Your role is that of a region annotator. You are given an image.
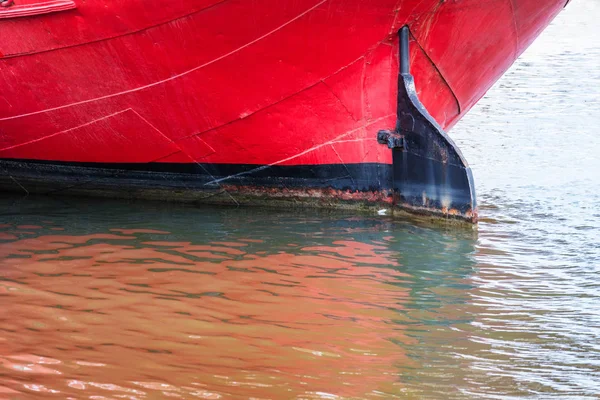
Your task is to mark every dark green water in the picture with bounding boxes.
[1,1,599,399]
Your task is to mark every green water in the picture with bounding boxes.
[1,1,599,398]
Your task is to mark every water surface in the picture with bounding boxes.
[1,1,600,398]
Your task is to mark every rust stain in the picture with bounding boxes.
[221,185,394,207]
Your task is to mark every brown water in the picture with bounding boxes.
[1,1,600,399]
[0,203,478,399]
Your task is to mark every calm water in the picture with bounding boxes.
[1,1,600,399]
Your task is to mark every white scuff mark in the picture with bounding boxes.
[7,174,29,196]
[330,143,355,186]
[0,162,30,196]
[0,0,328,122]
[130,109,238,206]
[205,114,393,186]
[0,108,132,153]
[330,138,369,144]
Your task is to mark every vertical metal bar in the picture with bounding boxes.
[399,26,410,75]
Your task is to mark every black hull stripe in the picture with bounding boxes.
[0,159,393,192]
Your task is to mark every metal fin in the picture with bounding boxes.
[378,26,477,222]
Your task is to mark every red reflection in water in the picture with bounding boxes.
[0,225,410,399]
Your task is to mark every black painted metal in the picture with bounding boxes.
[378,26,477,221]
[399,27,410,75]
[0,158,393,193]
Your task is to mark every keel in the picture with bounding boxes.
[378,27,477,222]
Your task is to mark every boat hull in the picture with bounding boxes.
[0,0,567,220]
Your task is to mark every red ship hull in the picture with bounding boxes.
[0,0,567,221]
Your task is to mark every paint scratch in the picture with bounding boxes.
[321,80,358,122]
[0,109,132,153]
[330,143,356,186]
[8,175,29,196]
[205,114,392,186]
[129,110,239,206]
[0,0,328,122]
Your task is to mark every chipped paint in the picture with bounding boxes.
[0,0,567,225]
